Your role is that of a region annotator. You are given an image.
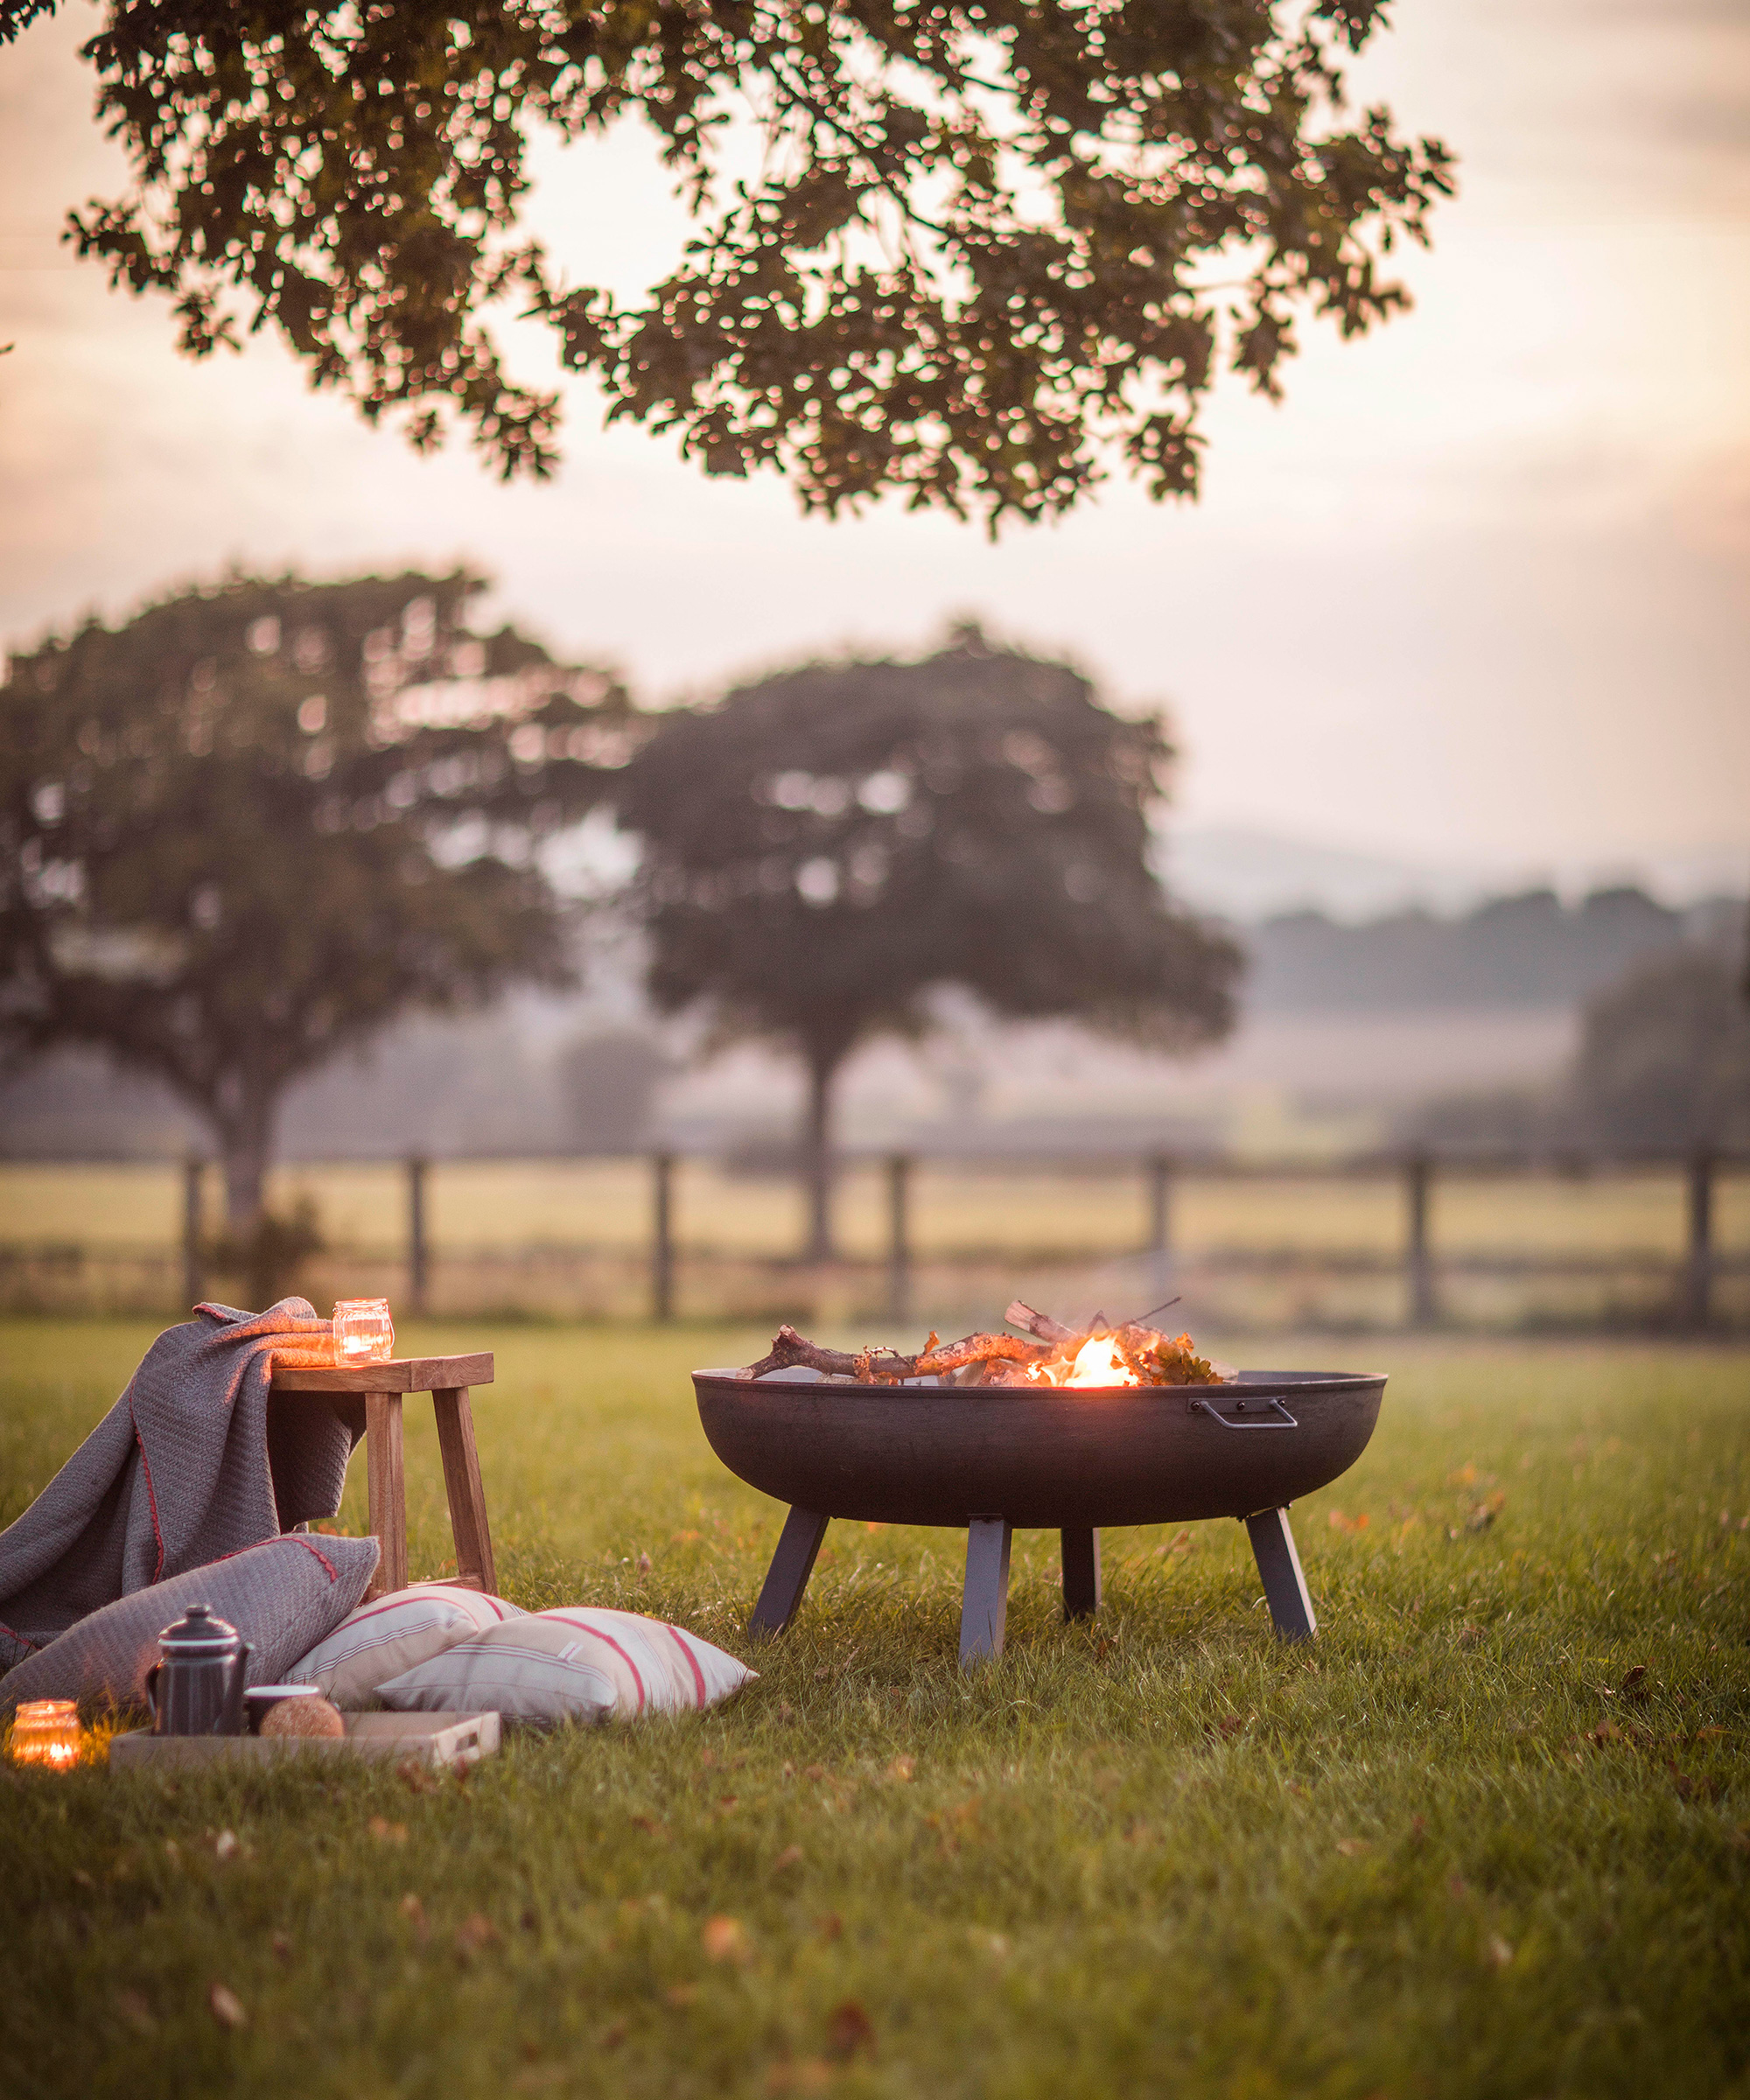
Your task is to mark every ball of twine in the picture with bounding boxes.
[261,1695,346,1740]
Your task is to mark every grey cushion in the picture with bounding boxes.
[0,1534,379,1715]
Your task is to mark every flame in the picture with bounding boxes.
[1058,1334,1139,1389]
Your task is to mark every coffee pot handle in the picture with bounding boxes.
[221,1644,252,1736]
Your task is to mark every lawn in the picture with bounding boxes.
[3,1319,1748,2100]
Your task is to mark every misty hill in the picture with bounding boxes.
[1244,886,1741,1012]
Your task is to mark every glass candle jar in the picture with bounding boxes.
[8,1698,81,1769]
[332,1298,395,1364]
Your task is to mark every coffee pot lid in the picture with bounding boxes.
[157,1601,242,1656]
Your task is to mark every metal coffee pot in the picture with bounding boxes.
[145,1602,251,1737]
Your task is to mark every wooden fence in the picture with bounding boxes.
[4,1144,1734,1331]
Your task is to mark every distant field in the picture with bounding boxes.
[3,1158,1745,1263]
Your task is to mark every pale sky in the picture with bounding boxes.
[2,0,1746,893]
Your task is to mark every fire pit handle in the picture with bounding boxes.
[1187,1396,1299,1431]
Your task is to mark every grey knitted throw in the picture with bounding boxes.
[0,1298,363,1671]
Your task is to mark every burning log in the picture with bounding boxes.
[739,1306,1230,1388]
[739,1324,1047,1384]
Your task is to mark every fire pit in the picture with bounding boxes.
[692,1365,1387,1665]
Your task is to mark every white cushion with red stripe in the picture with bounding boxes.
[284,1582,526,1708]
[371,1606,754,1725]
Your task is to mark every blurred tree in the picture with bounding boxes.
[613,626,1240,1257]
[1573,950,1750,1152]
[5,0,1449,527]
[0,571,638,1227]
[556,1025,672,1152]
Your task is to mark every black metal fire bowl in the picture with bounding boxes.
[693,1368,1387,1667]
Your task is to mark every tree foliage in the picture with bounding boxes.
[14,0,1451,525]
[1573,949,1750,1152]
[0,570,636,1222]
[614,625,1240,1253]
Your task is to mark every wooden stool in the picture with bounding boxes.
[270,1353,496,1600]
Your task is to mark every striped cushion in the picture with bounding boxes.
[284,1584,525,1708]
[374,1607,755,1726]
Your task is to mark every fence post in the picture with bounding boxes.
[407,1155,429,1315]
[887,1154,912,1325]
[1146,1154,1172,1256]
[652,1152,675,1324]
[1405,1152,1436,1329]
[1685,1148,1715,1329]
[182,1153,204,1310]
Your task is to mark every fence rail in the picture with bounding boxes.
[2,1146,1745,1332]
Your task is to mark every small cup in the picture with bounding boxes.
[245,1685,327,1736]
[332,1298,394,1364]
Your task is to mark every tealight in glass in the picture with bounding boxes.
[332,1298,395,1364]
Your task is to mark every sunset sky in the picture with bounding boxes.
[2,0,1746,903]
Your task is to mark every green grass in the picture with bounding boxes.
[3,1320,1748,2099]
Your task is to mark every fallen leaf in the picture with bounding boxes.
[271,1929,294,1964]
[804,1763,826,1782]
[671,1529,702,1545]
[1618,1663,1649,1702]
[636,1551,653,1574]
[1410,1816,1428,1843]
[368,1816,408,1844]
[1448,1875,1469,1899]
[72,1867,94,1890]
[1457,1621,1484,1647]
[1335,1838,1371,1858]
[454,1913,499,1958]
[718,1795,740,1813]
[702,1914,752,1965]
[1486,1935,1514,1969]
[815,1913,844,1942]
[630,1814,668,1838]
[208,1983,246,2029]
[214,1830,239,1862]
[398,1893,429,1942]
[772,1844,804,1875]
[114,1989,156,2036]
[163,1839,180,1866]
[825,1999,875,2061]
[1217,1713,1246,1740]
[398,1759,441,1794]
[766,2060,834,2096]
[599,2020,627,2049]
[887,1755,916,1782]
[664,1983,699,2008]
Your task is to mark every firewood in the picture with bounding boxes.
[739,1324,1048,1384]
[1004,1300,1076,1345]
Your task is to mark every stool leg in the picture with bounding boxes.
[433,1386,498,1596]
[364,1391,407,1600]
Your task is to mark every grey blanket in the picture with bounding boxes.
[0,1298,363,1671]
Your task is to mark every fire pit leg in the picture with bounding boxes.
[959,1516,1013,1667]
[747,1506,830,1639]
[1060,1527,1102,1620]
[1245,1508,1317,1642]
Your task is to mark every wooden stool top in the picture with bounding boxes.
[271,1353,494,1393]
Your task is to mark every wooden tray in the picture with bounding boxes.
[108,1711,500,1770]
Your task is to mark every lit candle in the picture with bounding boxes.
[332,1298,395,1364]
[8,1698,81,1770]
